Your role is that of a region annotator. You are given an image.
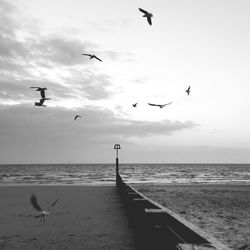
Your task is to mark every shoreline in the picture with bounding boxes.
[0,182,249,186]
[0,183,115,187]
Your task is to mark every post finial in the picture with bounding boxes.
[114,144,121,158]
[114,144,121,150]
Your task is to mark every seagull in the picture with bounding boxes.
[139,8,153,25]
[74,115,81,120]
[132,103,138,107]
[34,98,50,107]
[148,102,173,108]
[30,194,59,223]
[186,86,191,95]
[82,53,102,62]
[30,87,47,99]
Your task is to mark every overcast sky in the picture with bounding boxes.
[0,0,250,164]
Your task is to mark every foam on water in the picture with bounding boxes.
[0,164,249,185]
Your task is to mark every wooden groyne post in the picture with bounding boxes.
[114,144,121,185]
[115,153,231,250]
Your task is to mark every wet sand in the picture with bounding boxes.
[135,184,250,250]
[0,185,136,250]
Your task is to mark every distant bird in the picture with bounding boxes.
[132,103,138,107]
[82,53,102,62]
[139,8,153,25]
[148,102,173,108]
[30,87,47,99]
[74,115,81,120]
[30,194,59,223]
[186,86,191,95]
[34,98,50,107]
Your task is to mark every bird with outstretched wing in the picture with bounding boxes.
[74,115,82,120]
[49,198,59,209]
[30,87,47,99]
[34,98,50,107]
[148,102,173,108]
[30,194,58,223]
[139,8,153,25]
[186,86,191,95]
[30,194,42,212]
[82,53,102,62]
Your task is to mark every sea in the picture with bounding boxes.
[0,164,249,185]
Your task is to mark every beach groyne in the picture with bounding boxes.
[116,168,231,250]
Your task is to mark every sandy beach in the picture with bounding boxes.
[0,185,136,250]
[135,184,250,250]
[0,184,249,250]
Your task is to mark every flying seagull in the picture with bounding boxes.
[30,194,59,223]
[30,87,47,99]
[82,53,102,62]
[186,86,191,95]
[139,8,153,25]
[74,115,82,120]
[132,103,138,107]
[34,98,50,107]
[148,102,173,109]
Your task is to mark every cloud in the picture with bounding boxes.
[3,104,247,164]
[31,37,132,67]
[0,0,18,37]
[0,1,94,67]
[62,68,114,101]
[0,67,115,108]
[0,34,28,58]
[0,76,63,105]
[127,145,250,164]
[53,107,198,139]
[0,105,197,142]
[0,0,117,107]
[101,50,134,62]
[0,105,198,163]
[0,0,133,74]
[0,0,126,68]
[31,36,97,67]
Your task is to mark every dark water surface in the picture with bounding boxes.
[0,164,249,185]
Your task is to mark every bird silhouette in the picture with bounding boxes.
[30,87,47,99]
[34,98,50,107]
[139,8,153,25]
[132,103,138,107]
[186,86,191,95]
[30,194,59,223]
[82,53,102,62]
[148,102,173,108]
[74,115,81,120]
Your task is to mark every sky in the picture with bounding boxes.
[0,0,250,164]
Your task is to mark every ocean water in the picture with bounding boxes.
[0,164,249,185]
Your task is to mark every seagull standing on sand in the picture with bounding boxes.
[139,8,153,25]
[148,102,173,109]
[186,86,191,95]
[132,103,138,107]
[82,53,102,62]
[30,194,59,223]
[74,115,82,120]
[30,87,47,99]
[34,98,50,107]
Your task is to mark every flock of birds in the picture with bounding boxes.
[29,7,191,123]
[132,82,190,109]
[29,8,191,222]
